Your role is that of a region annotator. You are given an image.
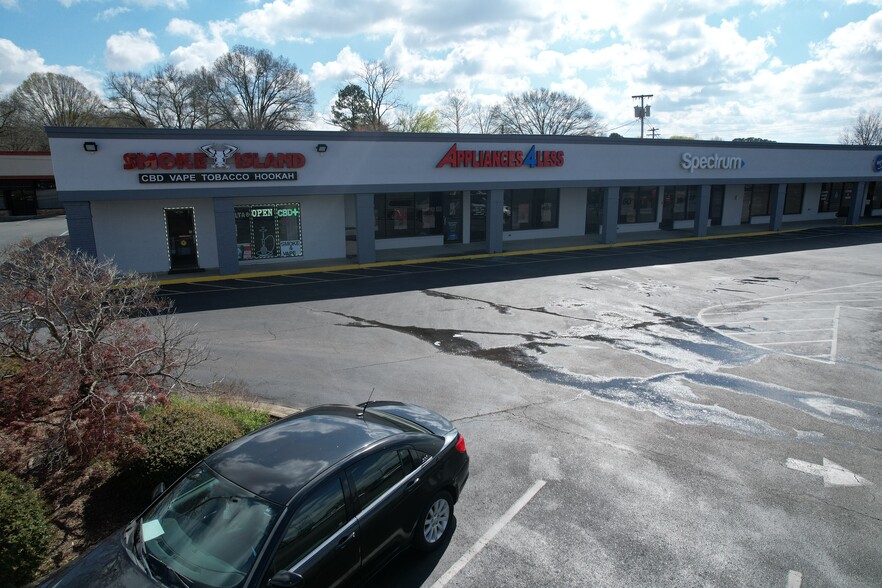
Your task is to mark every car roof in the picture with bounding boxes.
[204,404,421,504]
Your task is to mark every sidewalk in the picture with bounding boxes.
[153,219,882,285]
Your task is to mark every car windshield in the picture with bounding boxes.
[138,464,282,588]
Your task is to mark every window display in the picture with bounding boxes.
[235,203,303,261]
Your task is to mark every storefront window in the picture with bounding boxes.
[503,189,559,231]
[744,184,772,217]
[374,192,448,239]
[818,182,856,213]
[667,186,699,221]
[234,203,303,260]
[784,184,804,215]
[868,183,881,212]
[618,187,658,224]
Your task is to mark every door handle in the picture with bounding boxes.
[338,531,356,549]
[405,477,420,490]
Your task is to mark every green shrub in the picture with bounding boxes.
[171,396,272,435]
[136,402,242,487]
[0,471,52,587]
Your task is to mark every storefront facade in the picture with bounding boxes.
[45,128,882,275]
[0,151,59,217]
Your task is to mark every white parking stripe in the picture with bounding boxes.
[431,480,547,588]
[830,305,840,363]
[787,570,803,587]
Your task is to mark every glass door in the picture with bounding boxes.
[165,208,200,273]
[443,192,462,243]
[585,188,603,234]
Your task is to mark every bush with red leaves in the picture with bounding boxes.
[0,239,209,472]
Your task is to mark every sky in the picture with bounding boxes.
[1,0,881,144]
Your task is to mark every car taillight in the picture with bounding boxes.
[454,434,467,453]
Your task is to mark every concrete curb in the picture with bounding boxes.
[152,222,882,287]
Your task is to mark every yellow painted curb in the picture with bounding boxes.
[153,223,882,287]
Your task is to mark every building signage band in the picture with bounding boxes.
[874,154,882,173]
[436,143,564,169]
[138,171,297,184]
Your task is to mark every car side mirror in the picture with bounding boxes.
[267,570,304,587]
[151,482,166,500]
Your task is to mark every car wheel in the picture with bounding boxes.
[415,491,453,552]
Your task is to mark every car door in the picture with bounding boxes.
[346,447,423,576]
[261,475,360,588]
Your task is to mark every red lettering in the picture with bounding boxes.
[463,150,473,167]
[138,153,158,170]
[123,153,137,170]
[556,151,564,166]
[436,144,458,168]
[157,152,175,169]
[195,152,207,169]
[290,153,306,168]
[512,151,523,167]
[175,153,193,169]
[491,151,501,166]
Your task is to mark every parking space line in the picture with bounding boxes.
[787,570,803,587]
[431,479,547,588]
[830,305,840,363]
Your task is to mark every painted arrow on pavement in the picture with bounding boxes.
[785,458,872,487]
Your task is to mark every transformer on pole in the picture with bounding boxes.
[632,94,653,139]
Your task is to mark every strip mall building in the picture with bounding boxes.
[45,127,882,275]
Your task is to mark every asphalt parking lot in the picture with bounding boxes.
[165,228,882,588]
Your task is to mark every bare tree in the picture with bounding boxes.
[202,45,315,130]
[473,103,499,134]
[840,108,882,145]
[12,72,105,128]
[356,60,401,131]
[393,105,442,133]
[0,239,209,471]
[440,90,473,133]
[492,88,601,136]
[106,64,212,129]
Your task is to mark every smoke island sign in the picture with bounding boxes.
[123,144,305,183]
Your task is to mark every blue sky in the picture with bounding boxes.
[1,0,881,143]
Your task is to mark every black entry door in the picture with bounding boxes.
[165,208,200,273]
[585,189,603,234]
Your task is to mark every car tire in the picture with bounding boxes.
[415,491,453,552]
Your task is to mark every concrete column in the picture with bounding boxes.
[62,201,97,257]
[486,189,504,254]
[694,185,711,237]
[601,187,619,244]
[213,197,239,275]
[847,182,866,225]
[770,184,786,231]
[355,193,376,263]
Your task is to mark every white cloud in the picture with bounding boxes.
[166,20,229,71]
[96,7,131,21]
[0,38,46,93]
[310,46,364,83]
[104,28,163,71]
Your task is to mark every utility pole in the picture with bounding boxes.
[632,94,653,139]
[648,126,660,139]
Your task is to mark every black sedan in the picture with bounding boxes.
[35,401,470,588]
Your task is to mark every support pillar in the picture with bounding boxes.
[213,197,239,275]
[486,189,504,254]
[62,201,97,257]
[770,184,786,231]
[601,187,619,244]
[847,182,866,225]
[694,185,711,237]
